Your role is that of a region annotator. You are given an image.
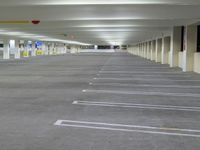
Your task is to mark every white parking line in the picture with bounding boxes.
[82,89,200,97]
[99,71,184,74]
[73,101,200,112]
[93,77,200,82]
[101,66,170,69]
[97,74,191,78]
[88,83,200,89]
[54,120,200,138]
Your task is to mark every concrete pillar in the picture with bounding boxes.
[3,39,10,59]
[139,44,142,56]
[147,41,151,60]
[169,27,182,67]
[44,43,49,55]
[182,24,197,72]
[141,43,143,57]
[161,36,171,64]
[144,42,148,58]
[155,38,162,62]
[63,44,67,54]
[24,41,29,58]
[14,39,20,59]
[94,45,98,50]
[49,43,54,55]
[151,40,156,61]
[31,42,37,56]
[143,43,146,58]
[137,44,140,55]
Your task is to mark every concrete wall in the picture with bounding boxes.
[194,53,200,73]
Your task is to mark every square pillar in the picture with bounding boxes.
[137,44,140,56]
[144,43,146,58]
[169,27,182,67]
[151,40,156,61]
[44,43,49,55]
[14,39,20,59]
[31,42,37,56]
[147,41,151,60]
[3,39,10,59]
[155,38,162,62]
[141,43,144,57]
[161,36,171,64]
[182,24,197,72]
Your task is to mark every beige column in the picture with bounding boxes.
[161,36,171,64]
[151,40,156,61]
[3,39,10,59]
[14,39,20,59]
[137,44,140,56]
[141,43,143,57]
[169,27,182,67]
[141,43,144,57]
[182,24,197,72]
[155,38,162,62]
[147,41,151,60]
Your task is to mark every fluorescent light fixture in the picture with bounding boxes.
[18,0,199,6]
[77,25,139,28]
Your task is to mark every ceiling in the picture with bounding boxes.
[0,0,200,45]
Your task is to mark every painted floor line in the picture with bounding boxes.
[96,74,191,78]
[93,77,200,82]
[89,83,200,89]
[54,120,200,138]
[99,71,184,74]
[82,89,200,97]
[101,68,171,70]
[73,101,200,112]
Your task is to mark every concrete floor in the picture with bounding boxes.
[0,52,200,150]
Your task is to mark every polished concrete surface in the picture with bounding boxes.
[0,52,200,150]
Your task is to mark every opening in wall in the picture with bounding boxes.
[197,25,200,52]
[180,26,185,52]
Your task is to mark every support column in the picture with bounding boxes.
[3,39,10,59]
[155,38,162,62]
[182,24,197,72]
[137,44,139,56]
[31,41,37,56]
[49,43,54,55]
[147,41,151,60]
[144,42,147,58]
[143,43,145,58]
[23,41,29,58]
[141,43,144,57]
[150,40,156,61]
[140,44,143,57]
[169,27,182,67]
[44,42,49,55]
[161,36,171,64]
[14,39,20,59]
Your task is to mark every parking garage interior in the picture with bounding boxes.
[0,1,200,150]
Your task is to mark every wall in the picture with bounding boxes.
[194,53,200,73]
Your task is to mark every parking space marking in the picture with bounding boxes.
[93,77,200,82]
[82,89,200,97]
[99,71,184,74]
[97,74,191,78]
[54,120,200,138]
[73,101,200,112]
[88,83,200,89]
